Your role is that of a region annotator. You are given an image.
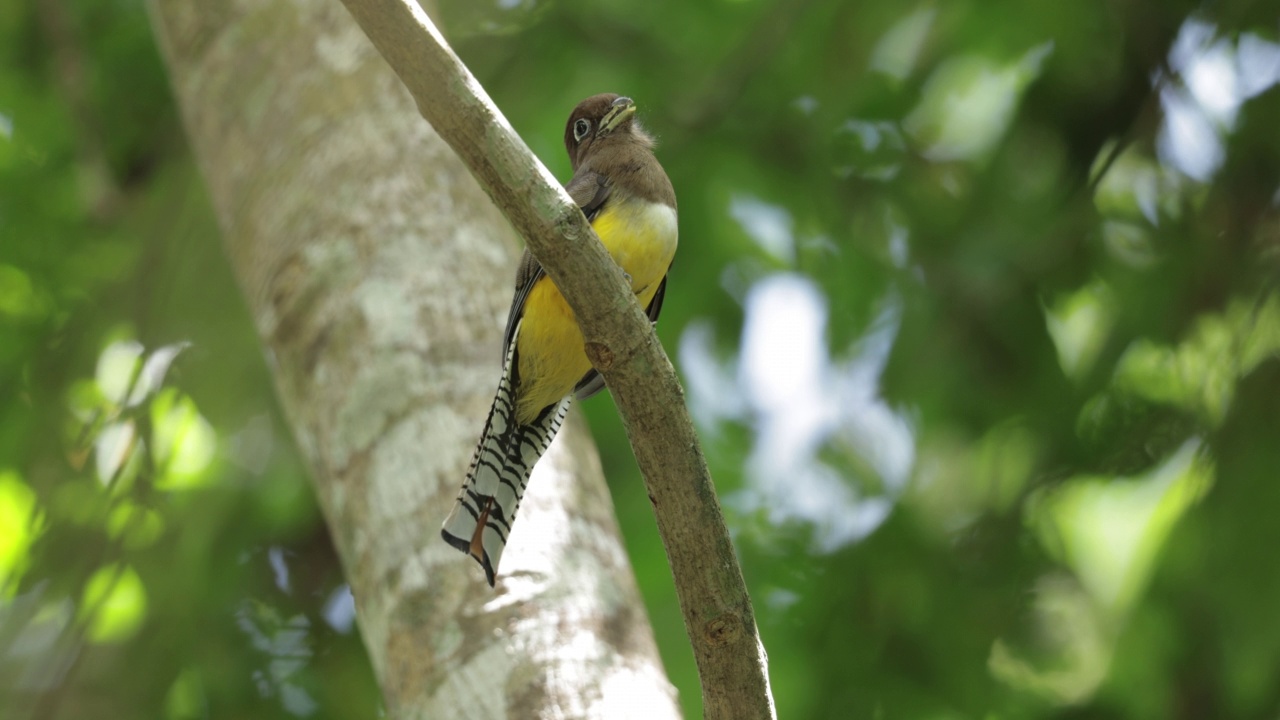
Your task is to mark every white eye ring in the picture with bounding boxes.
[573,118,591,142]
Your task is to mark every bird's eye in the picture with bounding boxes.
[573,118,591,142]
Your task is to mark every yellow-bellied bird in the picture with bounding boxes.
[442,94,678,586]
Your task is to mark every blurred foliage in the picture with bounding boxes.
[3,0,1280,718]
[0,0,377,715]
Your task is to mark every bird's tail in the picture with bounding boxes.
[442,335,571,586]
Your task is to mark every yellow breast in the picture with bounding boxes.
[590,199,679,296]
[514,199,678,424]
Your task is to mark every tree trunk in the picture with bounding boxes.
[146,0,681,717]
[328,4,775,716]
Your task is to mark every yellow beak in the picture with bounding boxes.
[599,97,636,135]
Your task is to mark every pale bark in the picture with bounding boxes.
[333,1,775,718]
[146,0,679,717]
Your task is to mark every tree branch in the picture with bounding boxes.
[335,0,775,716]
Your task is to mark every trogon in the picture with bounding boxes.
[442,94,678,586]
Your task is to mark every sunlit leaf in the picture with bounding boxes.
[870,5,935,82]
[66,378,107,424]
[1115,312,1238,426]
[973,421,1039,513]
[165,667,206,719]
[127,342,191,407]
[106,501,165,549]
[81,564,148,643]
[1100,219,1158,269]
[1045,280,1114,382]
[95,339,144,407]
[94,420,139,487]
[150,389,216,489]
[0,264,46,320]
[0,470,44,594]
[906,43,1053,162]
[989,574,1110,705]
[1237,293,1280,374]
[1092,146,1188,227]
[910,421,1037,528]
[1031,440,1213,618]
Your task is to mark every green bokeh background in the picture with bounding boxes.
[3,0,1280,717]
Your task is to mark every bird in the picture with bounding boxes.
[441,94,678,587]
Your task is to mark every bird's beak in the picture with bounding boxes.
[599,97,636,136]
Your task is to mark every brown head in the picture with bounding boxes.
[563,93,656,172]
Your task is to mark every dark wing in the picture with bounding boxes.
[501,171,613,357]
[565,170,612,223]
[574,271,669,400]
[645,273,669,325]
[501,250,541,357]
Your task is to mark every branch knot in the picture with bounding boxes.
[584,340,615,371]
[704,614,743,648]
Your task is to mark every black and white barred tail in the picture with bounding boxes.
[442,329,571,587]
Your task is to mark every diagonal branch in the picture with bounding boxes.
[335,0,775,717]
